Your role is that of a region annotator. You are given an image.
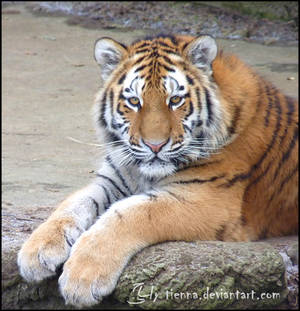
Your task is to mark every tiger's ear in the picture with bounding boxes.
[183,35,217,73]
[94,37,128,80]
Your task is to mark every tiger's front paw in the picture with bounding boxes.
[58,233,123,307]
[18,218,83,283]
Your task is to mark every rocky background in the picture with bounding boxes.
[27,1,298,45]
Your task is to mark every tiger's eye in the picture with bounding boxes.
[129,97,140,106]
[170,95,182,105]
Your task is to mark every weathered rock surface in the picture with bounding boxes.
[2,236,298,310]
[26,1,298,46]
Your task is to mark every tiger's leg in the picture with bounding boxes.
[58,186,248,307]
[17,159,136,283]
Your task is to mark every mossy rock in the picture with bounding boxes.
[114,241,287,309]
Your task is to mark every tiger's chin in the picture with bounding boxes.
[139,160,176,179]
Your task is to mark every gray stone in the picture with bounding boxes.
[287,243,299,266]
[113,241,288,309]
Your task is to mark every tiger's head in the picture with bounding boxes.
[94,35,227,178]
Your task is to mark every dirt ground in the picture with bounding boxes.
[2,4,298,237]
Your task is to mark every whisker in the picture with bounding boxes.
[66,136,128,149]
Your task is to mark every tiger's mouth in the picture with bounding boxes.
[147,155,164,164]
[138,157,177,178]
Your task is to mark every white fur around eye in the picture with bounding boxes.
[164,70,187,94]
[122,68,145,111]
[125,97,141,112]
[163,71,188,110]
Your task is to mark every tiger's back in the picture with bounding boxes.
[210,47,298,239]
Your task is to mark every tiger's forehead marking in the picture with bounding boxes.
[123,64,188,100]
[166,68,189,91]
[123,66,145,94]
[124,46,188,89]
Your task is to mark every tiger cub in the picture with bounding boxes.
[18,34,298,307]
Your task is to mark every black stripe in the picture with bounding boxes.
[228,105,241,135]
[267,164,298,207]
[149,51,159,58]
[182,42,189,50]
[258,228,268,240]
[96,174,127,197]
[277,96,296,147]
[195,87,203,126]
[243,161,272,202]
[164,189,185,202]
[101,185,111,208]
[160,48,179,55]
[183,124,192,133]
[117,102,124,116]
[277,164,298,195]
[136,42,149,49]
[121,126,129,135]
[195,87,201,106]
[115,209,123,219]
[162,64,175,72]
[172,174,225,185]
[111,119,123,130]
[146,192,157,200]
[169,144,183,153]
[272,126,298,182]
[106,156,133,195]
[158,35,177,45]
[279,127,288,146]
[176,160,222,173]
[135,48,149,54]
[109,89,115,129]
[157,40,172,48]
[204,88,213,126]
[133,55,147,65]
[255,79,265,113]
[184,101,194,120]
[90,197,99,216]
[95,183,111,208]
[106,132,121,143]
[64,234,75,247]
[285,96,296,125]
[99,91,108,127]
[162,55,174,65]
[240,213,247,226]
[215,225,226,241]
[134,64,147,72]
[118,73,126,85]
[186,75,194,85]
[264,85,274,127]
[222,94,282,188]
[110,89,114,103]
[119,92,126,100]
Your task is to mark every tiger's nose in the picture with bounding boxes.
[143,139,168,153]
